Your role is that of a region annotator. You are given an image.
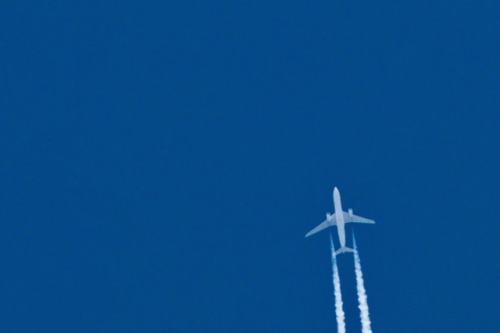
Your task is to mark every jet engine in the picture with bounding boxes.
[348,208,353,217]
[326,212,332,221]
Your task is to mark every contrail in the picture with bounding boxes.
[329,233,346,333]
[353,233,372,333]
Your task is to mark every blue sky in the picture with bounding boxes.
[1,1,498,332]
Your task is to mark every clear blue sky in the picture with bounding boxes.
[1,1,498,332]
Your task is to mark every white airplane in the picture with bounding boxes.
[305,187,375,255]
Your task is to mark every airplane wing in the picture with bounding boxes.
[343,211,375,224]
[305,214,336,237]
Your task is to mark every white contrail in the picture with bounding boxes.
[353,234,372,333]
[329,233,346,333]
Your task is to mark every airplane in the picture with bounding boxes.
[305,187,375,255]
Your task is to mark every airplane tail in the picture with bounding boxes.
[335,247,355,256]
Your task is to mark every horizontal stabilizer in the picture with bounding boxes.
[334,247,355,256]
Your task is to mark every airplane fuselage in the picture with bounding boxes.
[333,187,346,248]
